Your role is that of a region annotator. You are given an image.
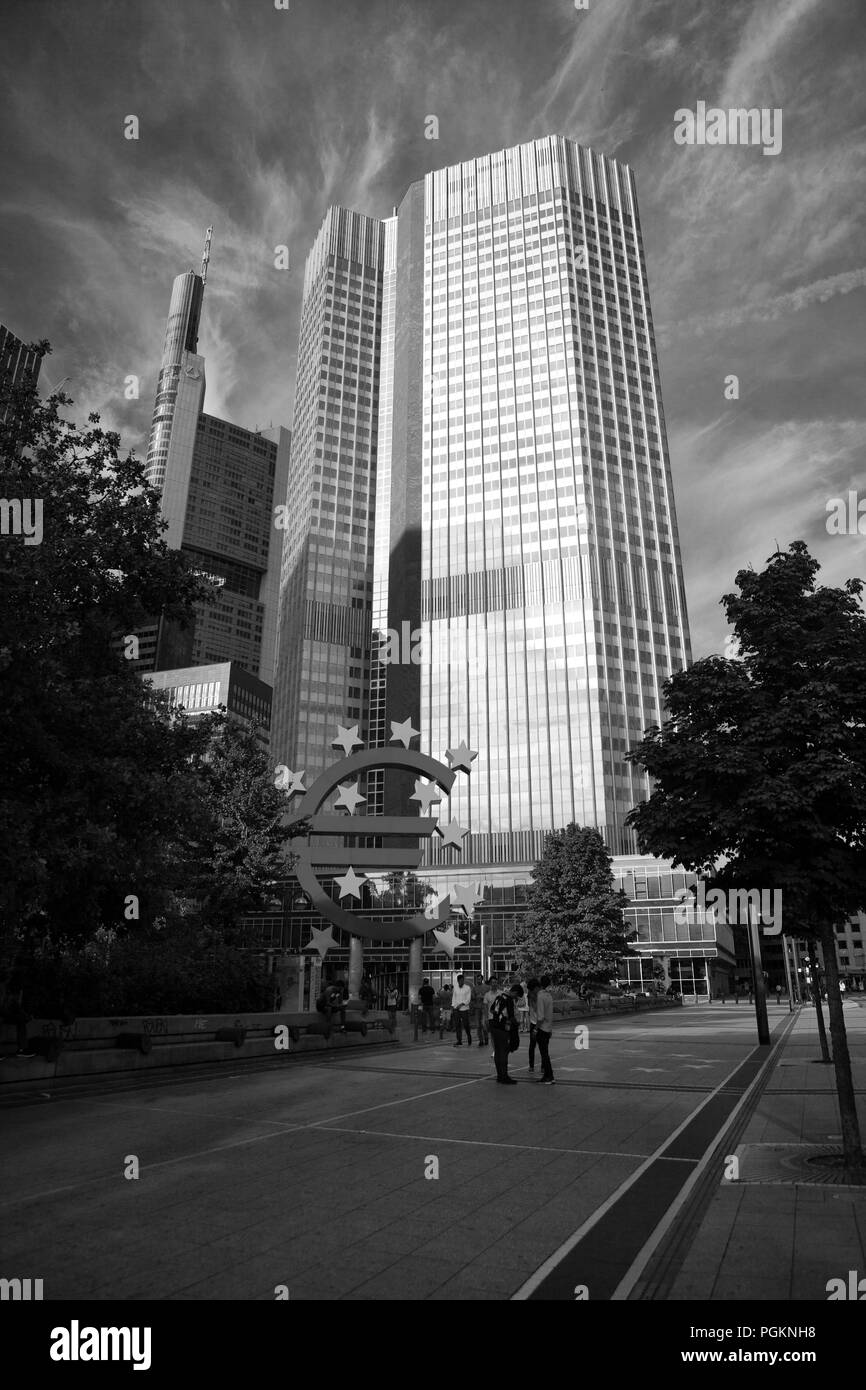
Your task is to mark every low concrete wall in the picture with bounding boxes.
[0,1004,396,1090]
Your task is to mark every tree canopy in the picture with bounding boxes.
[626,541,866,1172]
[512,823,633,988]
[0,363,296,956]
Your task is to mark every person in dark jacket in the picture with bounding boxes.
[418,979,436,1033]
[488,982,523,1084]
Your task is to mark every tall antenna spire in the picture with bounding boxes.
[201,225,213,286]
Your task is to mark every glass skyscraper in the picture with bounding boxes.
[272,207,384,780]
[145,270,207,543]
[271,138,723,997]
[142,255,290,686]
[389,138,691,873]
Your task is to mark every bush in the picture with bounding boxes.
[17,929,271,1017]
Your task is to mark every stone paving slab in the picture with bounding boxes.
[663,1007,866,1302]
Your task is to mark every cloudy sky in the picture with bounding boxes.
[1,0,864,658]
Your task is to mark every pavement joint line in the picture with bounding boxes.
[0,1073,493,1209]
[293,1061,714,1093]
[315,1123,696,1163]
[610,1008,799,1302]
[511,1025,786,1301]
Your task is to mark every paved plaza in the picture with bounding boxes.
[2,1002,865,1301]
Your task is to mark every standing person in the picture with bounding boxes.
[775,983,782,1006]
[526,979,540,1072]
[359,975,374,1013]
[437,983,453,1034]
[451,973,473,1046]
[535,975,555,1084]
[418,978,436,1034]
[386,982,399,1026]
[471,976,488,1047]
[488,982,523,1084]
[516,981,530,1034]
[483,977,499,1057]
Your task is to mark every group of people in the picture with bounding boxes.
[417,973,556,1085]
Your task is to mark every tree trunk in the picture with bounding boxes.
[817,924,865,1175]
[807,939,831,1063]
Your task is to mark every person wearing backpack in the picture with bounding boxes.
[489,982,523,1084]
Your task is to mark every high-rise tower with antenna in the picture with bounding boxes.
[139,230,291,689]
[144,230,212,547]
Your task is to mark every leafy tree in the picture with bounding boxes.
[0,363,211,945]
[179,713,302,934]
[626,542,866,1175]
[0,362,309,1012]
[512,824,633,988]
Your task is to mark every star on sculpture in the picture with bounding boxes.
[389,717,420,749]
[276,767,307,796]
[333,781,366,813]
[409,778,443,814]
[334,866,366,900]
[303,926,337,958]
[436,817,468,850]
[332,724,363,757]
[432,923,466,959]
[450,883,482,916]
[446,740,478,773]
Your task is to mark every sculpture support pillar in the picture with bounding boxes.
[348,936,364,997]
[408,937,423,1009]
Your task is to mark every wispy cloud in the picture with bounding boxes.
[661,267,866,340]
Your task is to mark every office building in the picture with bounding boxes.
[1,323,43,424]
[144,661,271,746]
[271,207,383,778]
[270,137,709,996]
[140,236,290,685]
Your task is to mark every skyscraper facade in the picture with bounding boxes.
[1,324,43,423]
[142,251,290,686]
[271,138,715,996]
[144,661,272,747]
[395,137,691,870]
[145,270,206,542]
[181,415,289,686]
[271,207,385,779]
